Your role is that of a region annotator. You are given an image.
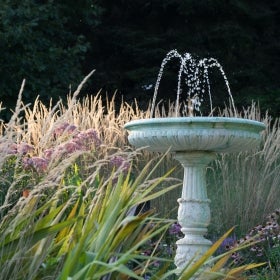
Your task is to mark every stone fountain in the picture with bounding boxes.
[124,50,265,271]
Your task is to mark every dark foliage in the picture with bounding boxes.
[0,0,279,117]
[86,0,280,116]
[0,0,101,118]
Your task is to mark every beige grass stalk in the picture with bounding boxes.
[20,93,140,155]
[208,106,280,235]
[0,80,31,208]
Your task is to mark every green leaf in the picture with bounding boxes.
[0,217,79,259]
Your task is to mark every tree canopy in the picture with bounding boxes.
[0,0,279,117]
[0,0,101,115]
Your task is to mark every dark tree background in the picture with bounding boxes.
[0,0,279,118]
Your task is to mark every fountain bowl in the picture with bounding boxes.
[124,117,265,153]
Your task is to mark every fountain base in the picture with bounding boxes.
[174,151,215,270]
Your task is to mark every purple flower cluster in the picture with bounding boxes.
[169,222,181,235]
[22,157,49,173]
[216,235,237,255]
[141,239,172,270]
[52,123,101,151]
[109,155,130,173]
[0,142,34,155]
[225,208,280,265]
[16,142,34,155]
[73,129,102,149]
[49,128,101,158]
[3,123,102,174]
[53,122,77,138]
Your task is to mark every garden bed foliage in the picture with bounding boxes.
[0,78,279,279]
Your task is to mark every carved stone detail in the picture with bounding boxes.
[174,151,215,271]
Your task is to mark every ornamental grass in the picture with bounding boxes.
[0,74,278,279]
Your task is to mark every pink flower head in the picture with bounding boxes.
[169,222,182,235]
[32,157,49,173]
[73,129,101,150]
[44,148,54,160]
[22,157,34,169]
[53,140,82,158]
[22,157,49,173]
[61,141,81,154]
[3,143,18,155]
[110,155,130,173]
[17,142,34,155]
[53,123,77,137]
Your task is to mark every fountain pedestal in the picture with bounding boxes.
[174,151,215,269]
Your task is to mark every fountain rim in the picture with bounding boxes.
[124,117,266,131]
